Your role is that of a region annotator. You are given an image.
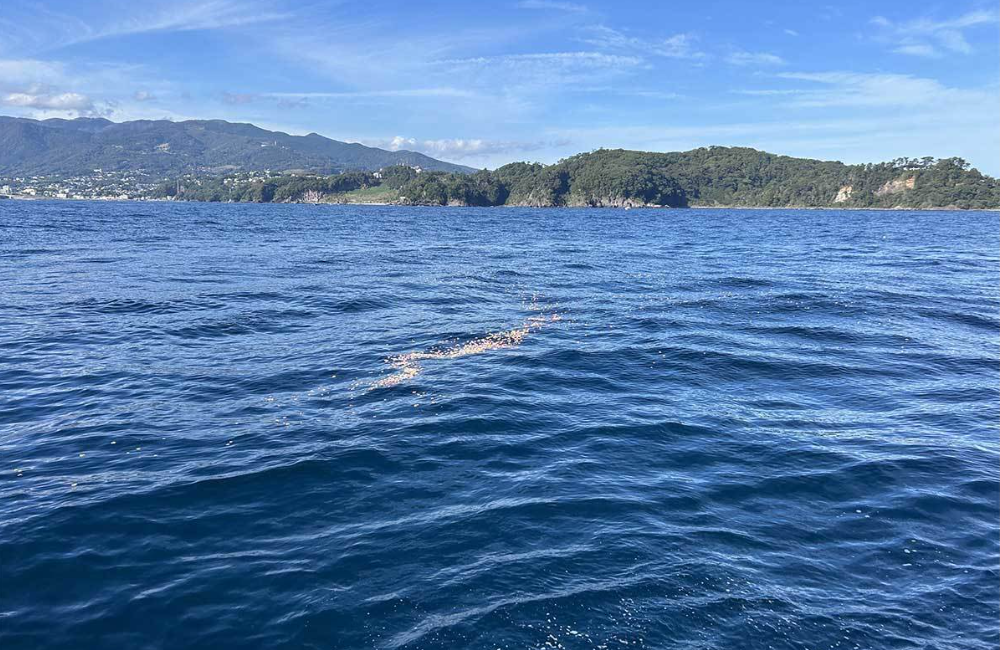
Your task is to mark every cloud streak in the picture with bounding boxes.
[516,0,589,13]
[579,25,705,59]
[0,59,66,86]
[356,135,572,162]
[434,51,647,89]
[726,51,786,66]
[872,9,998,57]
[0,0,290,55]
[773,71,994,109]
[266,88,479,100]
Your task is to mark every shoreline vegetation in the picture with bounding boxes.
[8,195,997,212]
[149,148,999,210]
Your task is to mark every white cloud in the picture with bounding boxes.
[726,51,786,66]
[2,91,94,111]
[872,9,998,56]
[0,56,160,119]
[0,88,113,118]
[579,25,705,59]
[657,33,704,59]
[784,29,799,37]
[361,135,564,160]
[892,44,939,58]
[133,90,156,101]
[0,58,115,117]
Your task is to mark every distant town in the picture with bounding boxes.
[0,169,165,201]
[0,168,426,201]
[0,169,289,201]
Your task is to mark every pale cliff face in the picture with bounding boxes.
[877,176,916,196]
[833,185,853,203]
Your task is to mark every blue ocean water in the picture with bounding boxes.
[0,201,998,649]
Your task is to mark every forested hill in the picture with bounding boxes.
[157,147,1000,210]
[0,116,474,176]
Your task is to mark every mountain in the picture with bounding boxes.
[0,116,475,176]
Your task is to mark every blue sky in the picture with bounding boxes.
[1,0,998,173]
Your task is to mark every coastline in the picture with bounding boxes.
[3,195,996,211]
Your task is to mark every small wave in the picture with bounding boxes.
[917,307,998,332]
[70,297,182,315]
[169,309,315,340]
[315,296,392,313]
[716,275,774,289]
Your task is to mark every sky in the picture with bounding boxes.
[1,0,998,174]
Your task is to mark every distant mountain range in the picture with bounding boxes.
[0,116,475,177]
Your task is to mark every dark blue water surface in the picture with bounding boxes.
[1,201,998,649]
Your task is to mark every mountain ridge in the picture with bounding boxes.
[0,115,475,176]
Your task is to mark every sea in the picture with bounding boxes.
[1,201,998,650]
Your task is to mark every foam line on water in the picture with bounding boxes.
[370,313,562,390]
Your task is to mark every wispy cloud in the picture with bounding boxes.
[221,92,256,105]
[872,9,998,57]
[0,59,66,86]
[363,135,564,160]
[773,71,992,109]
[629,90,685,100]
[435,51,646,89]
[726,51,786,66]
[100,0,289,38]
[579,25,705,59]
[438,51,643,66]
[516,0,589,13]
[733,89,804,97]
[0,1,289,55]
[266,88,478,100]
[892,43,939,58]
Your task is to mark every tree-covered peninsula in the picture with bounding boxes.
[153,147,1000,210]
